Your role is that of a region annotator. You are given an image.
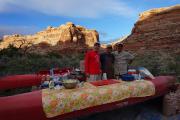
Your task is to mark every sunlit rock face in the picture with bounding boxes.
[122,5,180,54]
[0,22,99,50]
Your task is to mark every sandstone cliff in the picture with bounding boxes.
[101,36,128,48]
[0,22,99,50]
[122,5,180,54]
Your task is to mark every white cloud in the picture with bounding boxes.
[0,0,137,18]
[0,0,11,12]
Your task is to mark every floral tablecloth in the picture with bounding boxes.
[42,80,155,118]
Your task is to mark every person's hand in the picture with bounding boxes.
[128,59,133,64]
[86,73,90,78]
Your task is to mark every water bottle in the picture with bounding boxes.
[102,73,107,80]
[49,80,55,89]
[50,68,54,78]
[138,73,142,80]
[133,74,138,80]
[49,70,55,89]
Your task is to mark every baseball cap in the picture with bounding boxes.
[106,44,112,49]
[115,43,124,47]
[94,42,101,46]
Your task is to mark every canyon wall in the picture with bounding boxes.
[122,5,180,54]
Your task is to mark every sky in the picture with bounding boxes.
[0,0,179,43]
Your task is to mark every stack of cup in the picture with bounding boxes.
[176,85,180,113]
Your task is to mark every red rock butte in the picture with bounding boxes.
[0,22,99,50]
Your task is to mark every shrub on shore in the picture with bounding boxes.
[0,45,179,79]
[0,45,84,76]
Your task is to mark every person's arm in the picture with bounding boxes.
[100,53,104,70]
[112,54,115,64]
[128,59,133,64]
[84,52,90,77]
[127,52,134,64]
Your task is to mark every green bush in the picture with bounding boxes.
[0,44,22,58]
[0,46,84,76]
[0,45,179,78]
[131,51,180,76]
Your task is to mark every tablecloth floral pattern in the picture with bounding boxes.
[42,80,155,118]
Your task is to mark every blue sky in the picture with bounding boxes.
[0,0,179,42]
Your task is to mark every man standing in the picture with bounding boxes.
[100,45,115,79]
[113,43,134,79]
[84,42,101,81]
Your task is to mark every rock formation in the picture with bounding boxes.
[122,5,180,54]
[101,36,128,48]
[0,22,99,50]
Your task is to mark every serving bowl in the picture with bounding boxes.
[62,79,78,89]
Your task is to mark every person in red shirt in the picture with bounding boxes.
[85,42,101,81]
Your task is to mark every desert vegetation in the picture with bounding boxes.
[0,45,179,80]
[0,44,84,76]
[0,44,179,96]
[132,51,180,77]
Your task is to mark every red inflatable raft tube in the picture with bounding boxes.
[0,76,176,120]
[0,74,42,90]
[0,68,72,91]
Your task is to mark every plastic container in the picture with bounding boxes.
[128,69,142,80]
[128,69,137,74]
[137,67,155,79]
[121,74,135,81]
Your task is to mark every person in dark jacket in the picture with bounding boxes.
[100,45,115,79]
